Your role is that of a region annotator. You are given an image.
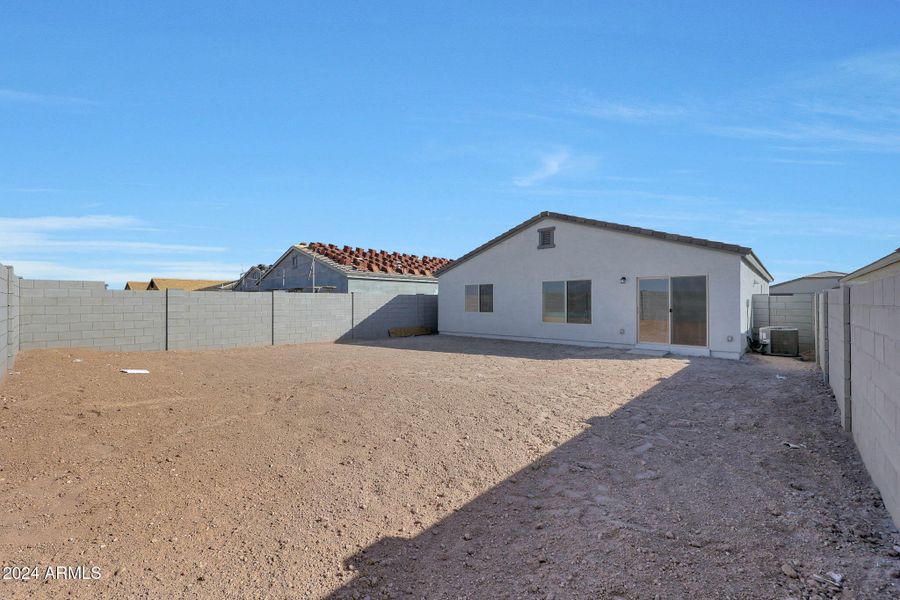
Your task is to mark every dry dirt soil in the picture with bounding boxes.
[0,336,898,600]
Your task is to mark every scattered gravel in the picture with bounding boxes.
[0,336,897,599]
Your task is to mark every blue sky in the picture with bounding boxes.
[1,2,899,288]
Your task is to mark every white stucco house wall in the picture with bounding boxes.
[436,212,772,360]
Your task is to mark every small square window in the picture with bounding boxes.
[538,227,555,249]
[465,284,493,312]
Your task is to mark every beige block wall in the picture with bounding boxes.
[826,287,851,429]
[847,273,900,524]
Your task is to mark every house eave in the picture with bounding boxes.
[436,211,772,278]
[841,249,900,283]
[346,272,437,283]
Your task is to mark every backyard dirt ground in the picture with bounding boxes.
[0,336,898,599]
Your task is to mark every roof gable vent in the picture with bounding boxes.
[538,227,555,249]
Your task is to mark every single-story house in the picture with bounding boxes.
[124,281,149,291]
[770,271,846,294]
[256,242,450,295]
[840,248,900,284]
[233,264,270,292]
[147,278,235,292]
[435,211,773,360]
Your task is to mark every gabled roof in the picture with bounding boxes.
[841,248,900,283]
[124,281,149,291]
[259,243,451,283]
[236,264,270,284]
[771,271,847,288]
[303,242,450,276]
[435,211,773,281]
[147,278,234,291]
[804,271,847,279]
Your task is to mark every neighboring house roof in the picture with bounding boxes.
[147,278,234,291]
[124,281,149,291]
[435,211,773,281]
[259,243,451,284]
[771,271,848,288]
[237,264,270,284]
[841,248,900,283]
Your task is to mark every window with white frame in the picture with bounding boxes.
[542,280,591,323]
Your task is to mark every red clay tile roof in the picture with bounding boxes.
[301,242,451,278]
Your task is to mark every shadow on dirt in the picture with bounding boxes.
[324,355,898,599]
[341,334,659,362]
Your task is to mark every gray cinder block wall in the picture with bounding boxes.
[167,290,272,350]
[1,265,10,378]
[1,266,8,377]
[816,273,900,525]
[10,273,438,355]
[751,293,815,353]
[273,292,352,344]
[1,264,21,381]
[8,268,19,367]
[351,293,437,339]
[19,280,166,351]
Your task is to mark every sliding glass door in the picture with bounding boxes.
[638,278,669,343]
[637,276,707,347]
[671,276,707,346]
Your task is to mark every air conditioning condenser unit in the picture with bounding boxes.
[759,326,799,357]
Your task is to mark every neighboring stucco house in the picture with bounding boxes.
[147,278,235,291]
[233,265,270,292]
[256,243,450,294]
[770,271,846,294]
[436,212,772,360]
[840,248,900,284]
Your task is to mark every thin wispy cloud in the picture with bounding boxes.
[512,186,719,204]
[625,208,900,241]
[712,123,900,151]
[0,88,95,107]
[569,93,688,122]
[0,215,141,232]
[709,49,900,152]
[754,157,846,166]
[1,187,68,194]
[513,150,572,187]
[792,50,900,122]
[0,215,229,285]
[559,49,900,155]
[768,258,832,267]
[0,239,225,254]
[10,260,243,284]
